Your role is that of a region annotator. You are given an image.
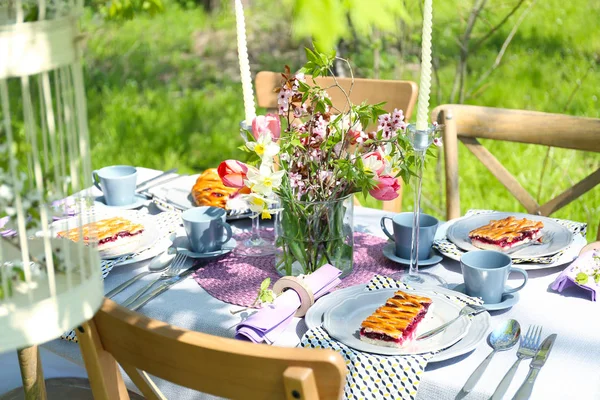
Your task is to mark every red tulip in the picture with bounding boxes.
[218,160,249,188]
[369,175,401,201]
[252,114,281,140]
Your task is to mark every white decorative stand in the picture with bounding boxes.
[1,2,103,398]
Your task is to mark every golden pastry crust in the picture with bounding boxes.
[57,217,144,245]
[191,169,239,209]
[468,216,543,243]
[360,291,432,339]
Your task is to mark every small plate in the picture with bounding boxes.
[446,212,573,258]
[173,236,237,259]
[322,288,471,356]
[95,194,147,210]
[382,242,443,266]
[452,283,520,311]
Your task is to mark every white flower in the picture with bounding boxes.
[245,167,285,196]
[226,195,250,214]
[244,193,279,219]
[246,133,280,158]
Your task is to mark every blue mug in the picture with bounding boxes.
[381,212,439,260]
[92,165,137,206]
[182,207,233,253]
[460,250,528,304]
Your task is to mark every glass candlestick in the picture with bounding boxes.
[393,124,446,287]
[234,120,277,257]
[234,212,277,257]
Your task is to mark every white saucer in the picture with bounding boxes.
[452,283,521,311]
[382,242,443,266]
[175,237,237,259]
[95,194,147,210]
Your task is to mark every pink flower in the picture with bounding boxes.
[347,129,368,145]
[252,114,281,140]
[369,175,401,201]
[217,160,249,188]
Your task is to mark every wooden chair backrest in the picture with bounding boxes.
[255,71,419,213]
[76,299,347,400]
[432,104,600,240]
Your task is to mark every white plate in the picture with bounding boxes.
[94,194,148,210]
[305,284,490,362]
[447,212,573,258]
[436,217,586,270]
[49,210,160,260]
[322,288,471,356]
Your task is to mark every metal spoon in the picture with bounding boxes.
[460,319,521,394]
[106,248,177,298]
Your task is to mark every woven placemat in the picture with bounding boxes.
[193,232,408,307]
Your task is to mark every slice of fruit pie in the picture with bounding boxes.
[468,216,544,252]
[359,291,433,348]
[57,216,144,250]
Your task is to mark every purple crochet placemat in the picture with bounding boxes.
[193,232,403,307]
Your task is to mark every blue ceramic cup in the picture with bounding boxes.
[380,212,439,260]
[182,207,233,253]
[460,250,528,304]
[92,165,137,206]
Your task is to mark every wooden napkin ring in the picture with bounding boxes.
[579,241,600,256]
[273,276,315,317]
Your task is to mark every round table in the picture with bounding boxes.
[41,168,600,400]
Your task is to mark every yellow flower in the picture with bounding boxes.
[261,210,272,220]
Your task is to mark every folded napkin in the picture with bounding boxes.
[236,264,342,344]
[301,275,483,400]
[434,209,587,264]
[551,250,600,301]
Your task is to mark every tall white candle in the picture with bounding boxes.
[415,0,433,131]
[234,0,256,125]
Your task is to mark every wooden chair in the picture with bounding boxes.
[255,71,418,213]
[76,299,347,400]
[432,104,600,240]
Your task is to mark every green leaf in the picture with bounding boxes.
[260,277,271,291]
[575,272,589,285]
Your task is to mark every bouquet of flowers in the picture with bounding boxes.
[218,49,440,276]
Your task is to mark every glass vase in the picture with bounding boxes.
[275,194,354,277]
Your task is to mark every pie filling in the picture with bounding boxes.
[97,230,144,246]
[359,291,432,347]
[470,228,541,248]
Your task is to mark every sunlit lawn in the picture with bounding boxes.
[83,1,599,240]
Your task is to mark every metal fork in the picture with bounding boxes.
[417,304,487,340]
[121,254,187,307]
[490,325,543,400]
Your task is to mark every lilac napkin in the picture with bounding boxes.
[551,250,600,301]
[236,264,342,344]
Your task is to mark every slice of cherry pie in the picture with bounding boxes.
[359,291,432,348]
[57,216,145,250]
[468,216,543,252]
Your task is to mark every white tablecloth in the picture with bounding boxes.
[36,168,600,400]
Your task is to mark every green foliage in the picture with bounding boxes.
[88,0,164,20]
[256,278,275,304]
[285,0,408,52]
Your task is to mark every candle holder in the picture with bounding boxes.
[392,124,447,287]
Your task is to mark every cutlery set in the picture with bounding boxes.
[108,250,197,311]
[459,319,556,399]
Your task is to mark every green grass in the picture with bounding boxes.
[81,1,599,240]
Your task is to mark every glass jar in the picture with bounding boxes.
[275,194,354,277]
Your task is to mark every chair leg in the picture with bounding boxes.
[17,346,47,400]
[76,320,131,400]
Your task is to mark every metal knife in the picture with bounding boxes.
[136,168,178,190]
[128,266,198,311]
[513,334,557,400]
